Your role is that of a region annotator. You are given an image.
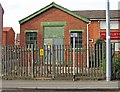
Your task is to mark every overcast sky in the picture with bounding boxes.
[0,0,120,34]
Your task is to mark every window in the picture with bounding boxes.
[111,42,120,52]
[70,32,82,48]
[115,43,120,51]
[100,21,119,29]
[26,32,37,47]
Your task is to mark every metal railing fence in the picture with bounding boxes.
[2,42,120,80]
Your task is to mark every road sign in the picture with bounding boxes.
[70,33,77,37]
[40,49,44,56]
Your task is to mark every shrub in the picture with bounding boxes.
[102,55,120,80]
[102,59,106,74]
[112,55,120,80]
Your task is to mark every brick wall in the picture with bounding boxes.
[2,31,6,46]
[2,28,15,46]
[88,21,100,44]
[7,29,15,46]
[20,8,87,47]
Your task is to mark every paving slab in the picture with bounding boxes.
[2,80,120,90]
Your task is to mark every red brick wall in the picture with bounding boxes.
[7,29,15,46]
[88,21,100,44]
[2,31,7,46]
[20,8,87,47]
[2,29,15,46]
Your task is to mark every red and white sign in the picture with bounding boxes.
[100,32,120,40]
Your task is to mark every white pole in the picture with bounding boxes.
[73,34,76,81]
[31,44,34,78]
[106,0,111,81]
[87,24,89,67]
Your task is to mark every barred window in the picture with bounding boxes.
[26,32,37,47]
[70,32,82,48]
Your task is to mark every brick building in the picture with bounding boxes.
[19,2,91,67]
[19,2,89,48]
[19,2,120,49]
[74,10,120,50]
[2,27,15,46]
[19,2,120,67]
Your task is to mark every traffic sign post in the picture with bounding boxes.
[73,36,75,81]
[71,33,77,81]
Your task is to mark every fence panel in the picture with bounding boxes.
[2,43,119,80]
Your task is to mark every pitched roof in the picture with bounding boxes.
[3,27,12,32]
[73,10,120,19]
[19,2,89,24]
[3,27,15,34]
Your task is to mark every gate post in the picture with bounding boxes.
[52,45,55,79]
[31,44,34,78]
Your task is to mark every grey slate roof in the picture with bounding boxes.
[73,10,120,19]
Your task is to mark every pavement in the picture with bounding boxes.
[2,80,120,90]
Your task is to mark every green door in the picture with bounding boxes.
[44,26,64,64]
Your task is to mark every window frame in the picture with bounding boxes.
[70,30,83,49]
[25,30,38,47]
[100,20,119,29]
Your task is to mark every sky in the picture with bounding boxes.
[0,0,120,34]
